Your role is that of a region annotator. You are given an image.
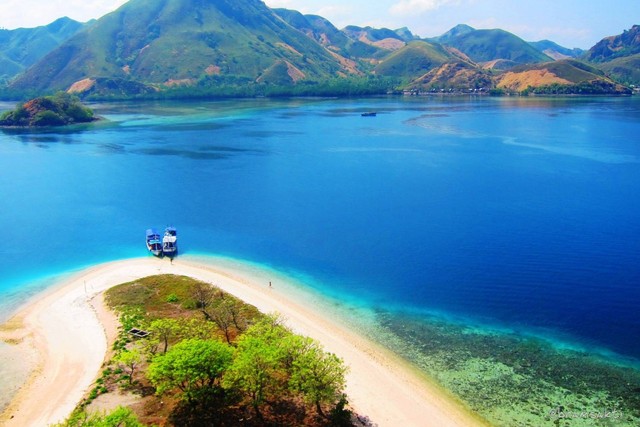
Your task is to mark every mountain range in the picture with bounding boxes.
[1,0,637,98]
[0,17,87,86]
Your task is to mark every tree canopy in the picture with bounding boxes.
[0,92,96,127]
[94,275,354,425]
[148,338,234,402]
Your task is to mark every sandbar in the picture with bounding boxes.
[0,257,485,426]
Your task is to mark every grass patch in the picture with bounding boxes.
[106,275,233,318]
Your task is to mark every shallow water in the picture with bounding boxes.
[1,96,640,424]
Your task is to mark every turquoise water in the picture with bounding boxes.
[2,96,640,424]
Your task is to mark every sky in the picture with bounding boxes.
[0,0,636,49]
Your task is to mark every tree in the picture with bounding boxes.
[224,297,249,332]
[208,299,234,344]
[147,338,234,402]
[113,347,143,385]
[222,316,291,419]
[191,283,252,343]
[33,110,65,126]
[288,338,348,417]
[223,316,349,418]
[191,282,217,321]
[66,103,94,122]
[209,297,248,344]
[147,318,181,354]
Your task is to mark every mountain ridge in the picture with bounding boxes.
[436,28,553,65]
[9,0,361,92]
[0,17,85,86]
[2,1,637,97]
[529,40,584,60]
[585,24,640,62]
[583,24,640,86]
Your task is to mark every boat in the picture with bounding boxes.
[162,226,178,257]
[361,112,377,117]
[145,228,163,256]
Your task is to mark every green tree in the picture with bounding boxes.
[32,110,65,126]
[66,103,94,122]
[147,318,181,354]
[113,347,143,385]
[147,338,234,402]
[222,316,290,419]
[288,337,348,417]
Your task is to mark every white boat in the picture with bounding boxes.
[162,226,177,256]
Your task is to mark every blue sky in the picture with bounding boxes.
[266,0,637,48]
[0,0,636,48]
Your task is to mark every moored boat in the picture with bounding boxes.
[361,111,377,117]
[145,228,163,256]
[162,226,178,256]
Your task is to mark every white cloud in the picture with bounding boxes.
[390,0,460,16]
[264,0,296,7]
[265,1,358,28]
[313,5,359,27]
[0,0,127,29]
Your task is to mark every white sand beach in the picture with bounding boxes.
[0,257,484,427]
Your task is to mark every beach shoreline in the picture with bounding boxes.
[0,256,484,427]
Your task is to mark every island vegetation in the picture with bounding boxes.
[0,92,96,127]
[54,275,357,427]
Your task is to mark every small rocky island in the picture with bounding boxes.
[0,93,97,127]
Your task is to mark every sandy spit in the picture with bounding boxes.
[0,257,485,427]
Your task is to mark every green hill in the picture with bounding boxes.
[342,25,409,50]
[0,17,85,86]
[585,25,640,62]
[596,54,640,86]
[273,9,382,60]
[374,40,453,80]
[5,7,636,97]
[9,0,357,93]
[529,40,583,60]
[583,25,640,85]
[440,28,552,65]
[431,24,475,44]
[394,27,419,42]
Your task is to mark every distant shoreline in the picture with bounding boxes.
[0,256,484,427]
[0,91,636,105]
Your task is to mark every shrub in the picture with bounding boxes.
[32,110,66,126]
[66,104,94,122]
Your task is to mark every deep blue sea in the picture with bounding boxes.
[1,95,640,362]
